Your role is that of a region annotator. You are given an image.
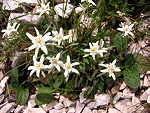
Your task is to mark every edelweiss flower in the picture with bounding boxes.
[63,55,80,81]
[26,27,52,57]
[36,2,50,17]
[84,40,108,60]
[47,53,63,72]
[54,3,74,18]
[117,22,134,37]
[1,22,20,38]
[99,59,121,80]
[81,0,96,6]
[52,28,70,45]
[28,55,49,77]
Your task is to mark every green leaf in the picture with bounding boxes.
[123,65,140,88]
[114,36,128,54]
[36,87,54,105]
[134,53,150,74]
[124,54,135,67]
[16,88,29,105]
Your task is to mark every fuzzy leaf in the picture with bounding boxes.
[16,88,29,105]
[36,87,54,105]
[124,54,135,67]
[123,65,140,88]
[114,36,128,54]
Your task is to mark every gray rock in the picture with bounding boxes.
[0,94,4,104]
[122,88,133,99]
[2,0,20,10]
[97,109,107,113]
[113,92,123,104]
[0,102,16,113]
[143,75,149,87]
[82,107,92,113]
[0,76,9,95]
[131,95,140,105]
[86,102,97,109]
[94,94,110,106]
[54,102,64,110]
[75,100,85,113]
[79,94,87,103]
[14,105,24,113]
[9,13,41,25]
[63,99,75,107]
[59,95,66,103]
[147,96,150,103]
[111,85,119,95]
[140,88,150,101]
[119,82,126,90]
[49,108,67,113]
[0,70,4,81]
[44,101,57,112]
[108,108,121,113]
[67,107,75,113]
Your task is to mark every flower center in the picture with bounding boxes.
[56,34,61,39]
[41,6,45,9]
[124,26,129,31]
[36,38,42,43]
[7,27,12,30]
[90,47,95,51]
[36,63,41,68]
[108,65,114,71]
[53,59,57,63]
[66,64,71,68]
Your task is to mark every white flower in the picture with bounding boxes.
[47,53,63,72]
[26,27,52,57]
[28,55,49,77]
[36,2,50,17]
[81,0,96,6]
[99,59,121,80]
[54,3,74,18]
[63,55,80,81]
[75,6,84,13]
[84,40,108,60]
[117,22,134,37]
[1,22,20,38]
[52,28,70,45]
[80,15,93,28]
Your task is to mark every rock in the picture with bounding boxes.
[67,107,75,113]
[54,3,74,18]
[82,107,92,113]
[94,94,110,106]
[108,108,121,113]
[79,93,87,103]
[92,110,98,113]
[83,99,92,104]
[122,88,133,99]
[28,100,36,108]
[113,92,123,104]
[75,100,85,113]
[54,102,64,110]
[9,13,41,25]
[97,109,107,113]
[59,96,66,103]
[2,0,20,10]
[43,101,57,112]
[87,102,97,109]
[0,94,4,103]
[119,82,126,90]
[111,85,119,95]
[147,96,150,103]
[140,88,150,101]
[140,74,145,78]
[49,108,67,113]
[131,95,140,105]
[24,108,46,113]
[140,80,144,88]
[0,76,9,95]
[63,99,75,107]
[14,105,24,113]
[0,70,4,81]
[0,102,16,113]
[143,75,149,87]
